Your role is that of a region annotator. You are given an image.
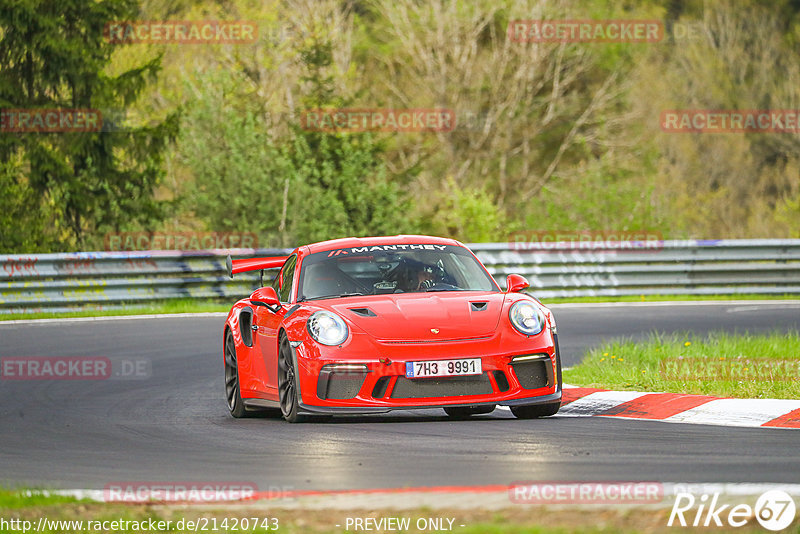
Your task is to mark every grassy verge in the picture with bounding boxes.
[0,299,230,321]
[563,331,800,399]
[2,294,798,322]
[541,293,800,304]
[1,489,787,534]
[0,488,82,509]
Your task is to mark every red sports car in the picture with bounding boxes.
[223,235,562,422]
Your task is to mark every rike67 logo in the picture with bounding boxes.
[668,490,796,531]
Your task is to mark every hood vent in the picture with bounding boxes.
[470,302,488,311]
[349,307,377,317]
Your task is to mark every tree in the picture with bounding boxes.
[177,69,290,247]
[285,35,415,243]
[356,0,651,238]
[175,10,416,247]
[0,0,177,252]
[639,0,800,237]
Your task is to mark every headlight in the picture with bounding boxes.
[307,311,349,346]
[509,301,545,336]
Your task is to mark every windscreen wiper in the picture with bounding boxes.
[307,292,365,300]
[424,288,462,292]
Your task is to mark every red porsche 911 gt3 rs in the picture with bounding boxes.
[223,235,562,422]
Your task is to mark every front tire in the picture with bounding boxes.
[278,335,306,423]
[224,329,248,418]
[511,401,560,419]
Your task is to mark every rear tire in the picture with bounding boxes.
[225,329,280,418]
[444,405,496,419]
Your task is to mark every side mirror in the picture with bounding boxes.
[250,287,280,308]
[506,274,530,293]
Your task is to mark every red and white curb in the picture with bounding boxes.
[535,385,800,429]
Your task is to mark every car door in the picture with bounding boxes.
[254,254,297,395]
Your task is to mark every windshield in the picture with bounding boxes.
[298,244,499,300]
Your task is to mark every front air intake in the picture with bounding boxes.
[510,355,553,390]
[390,374,493,399]
[316,365,368,400]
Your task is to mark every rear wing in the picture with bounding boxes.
[226,255,288,279]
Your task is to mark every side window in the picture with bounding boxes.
[270,270,280,293]
[278,255,297,302]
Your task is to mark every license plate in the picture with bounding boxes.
[405,358,482,378]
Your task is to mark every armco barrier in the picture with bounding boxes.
[471,238,800,299]
[1,239,799,314]
[0,248,291,315]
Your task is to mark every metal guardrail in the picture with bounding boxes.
[471,239,800,298]
[0,249,291,315]
[1,239,799,314]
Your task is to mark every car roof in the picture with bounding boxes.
[301,235,464,255]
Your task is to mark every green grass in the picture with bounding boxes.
[563,331,800,399]
[0,491,634,534]
[0,299,230,321]
[0,488,80,509]
[2,488,797,533]
[541,293,800,304]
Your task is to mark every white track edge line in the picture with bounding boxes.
[3,300,800,325]
[0,312,228,325]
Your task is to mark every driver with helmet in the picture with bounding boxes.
[397,259,439,291]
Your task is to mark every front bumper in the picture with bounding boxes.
[290,330,563,415]
[297,390,562,415]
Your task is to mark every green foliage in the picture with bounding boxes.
[283,37,416,243]
[641,0,800,237]
[284,129,415,244]
[177,39,415,248]
[3,0,800,252]
[0,152,53,251]
[530,148,669,236]
[0,0,177,252]
[420,178,511,243]
[177,69,289,246]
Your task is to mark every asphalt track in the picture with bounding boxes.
[0,302,798,492]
